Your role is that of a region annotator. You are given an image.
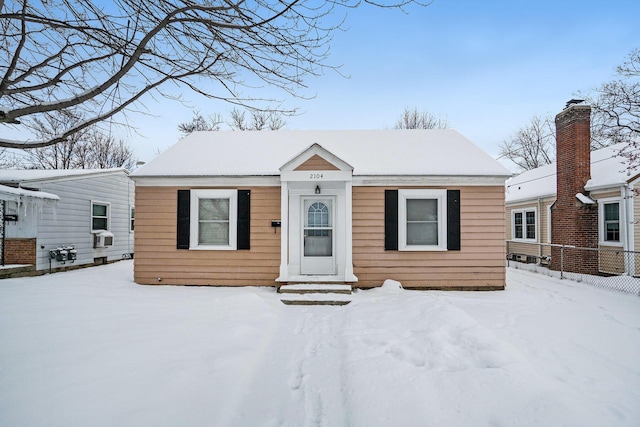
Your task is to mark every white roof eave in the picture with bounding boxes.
[0,184,60,202]
[505,191,557,205]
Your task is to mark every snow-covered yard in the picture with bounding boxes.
[1,261,639,427]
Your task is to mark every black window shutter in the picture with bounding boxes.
[237,190,251,250]
[447,189,461,251]
[177,190,191,249]
[384,190,398,250]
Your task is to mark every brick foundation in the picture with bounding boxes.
[4,238,37,265]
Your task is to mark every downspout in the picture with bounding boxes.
[623,183,634,274]
[128,177,133,257]
[537,198,542,260]
[1,200,5,266]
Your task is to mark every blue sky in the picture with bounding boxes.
[74,0,640,168]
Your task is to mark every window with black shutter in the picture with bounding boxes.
[176,189,250,250]
[384,189,460,251]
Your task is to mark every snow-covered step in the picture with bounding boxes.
[278,283,352,294]
[280,292,352,306]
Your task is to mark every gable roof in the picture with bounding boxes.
[132,130,511,178]
[281,143,353,172]
[505,143,637,203]
[0,168,128,185]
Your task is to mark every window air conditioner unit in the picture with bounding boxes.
[94,230,114,248]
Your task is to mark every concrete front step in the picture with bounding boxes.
[278,283,352,294]
[280,292,352,306]
[279,283,353,305]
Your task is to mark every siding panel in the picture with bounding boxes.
[134,186,280,286]
[32,172,134,271]
[353,186,506,289]
[136,184,507,289]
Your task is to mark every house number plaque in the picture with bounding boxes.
[309,173,324,180]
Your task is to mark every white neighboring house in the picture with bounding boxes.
[0,168,134,276]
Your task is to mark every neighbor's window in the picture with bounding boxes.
[130,207,135,232]
[91,201,110,231]
[513,209,536,240]
[602,201,620,243]
[189,190,237,250]
[398,189,447,251]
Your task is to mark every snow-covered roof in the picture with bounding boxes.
[0,183,59,202]
[506,143,637,203]
[0,168,128,184]
[132,130,511,178]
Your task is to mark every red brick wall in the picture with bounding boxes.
[551,104,598,274]
[4,238,37,265]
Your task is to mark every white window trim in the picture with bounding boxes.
[598,197,621,245]
[512,207,537,242]
[189,189,237,250]
[130,206,135,233]
[398,189,447,251]
[91,200,110,233]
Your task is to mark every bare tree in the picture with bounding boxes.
[498,115,555,171]
[86,134,137,170]
[177,111,224,137]
[394,107,449,129]
[499,89,637,172]
[590,48,640,169]
[23,111,136,169]
[24,110,88,169]
[0,149,21,168]
[179,108,285,136]
[229,108,286,131]
[1,0,424,149]
[229,109,249,131]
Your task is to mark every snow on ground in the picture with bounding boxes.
[1,261,639,427]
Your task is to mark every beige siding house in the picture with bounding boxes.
[132,130,511,289]
[505,104,640,275]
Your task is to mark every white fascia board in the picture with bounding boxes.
[13,168,128,186]
[133,174,508,187]
[506,196,556,209]
[352,175,509,187]
[280,170,352,182]
[585,183,625,194]
[132,176,281,187]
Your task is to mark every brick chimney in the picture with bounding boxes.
[550,102,598,274]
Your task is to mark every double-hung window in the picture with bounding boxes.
[600,200,620,243]
[513,208,536,240]
[190,190,237,250]
[91,201,110,232]
[398,189,447,251]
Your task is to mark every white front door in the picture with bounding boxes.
[301,197,335,275]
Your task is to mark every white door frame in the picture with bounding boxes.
[278,183,356,283]
[301,196,336,275]
[276,145,357,283]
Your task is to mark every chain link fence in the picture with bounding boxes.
[506,241,640,296]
